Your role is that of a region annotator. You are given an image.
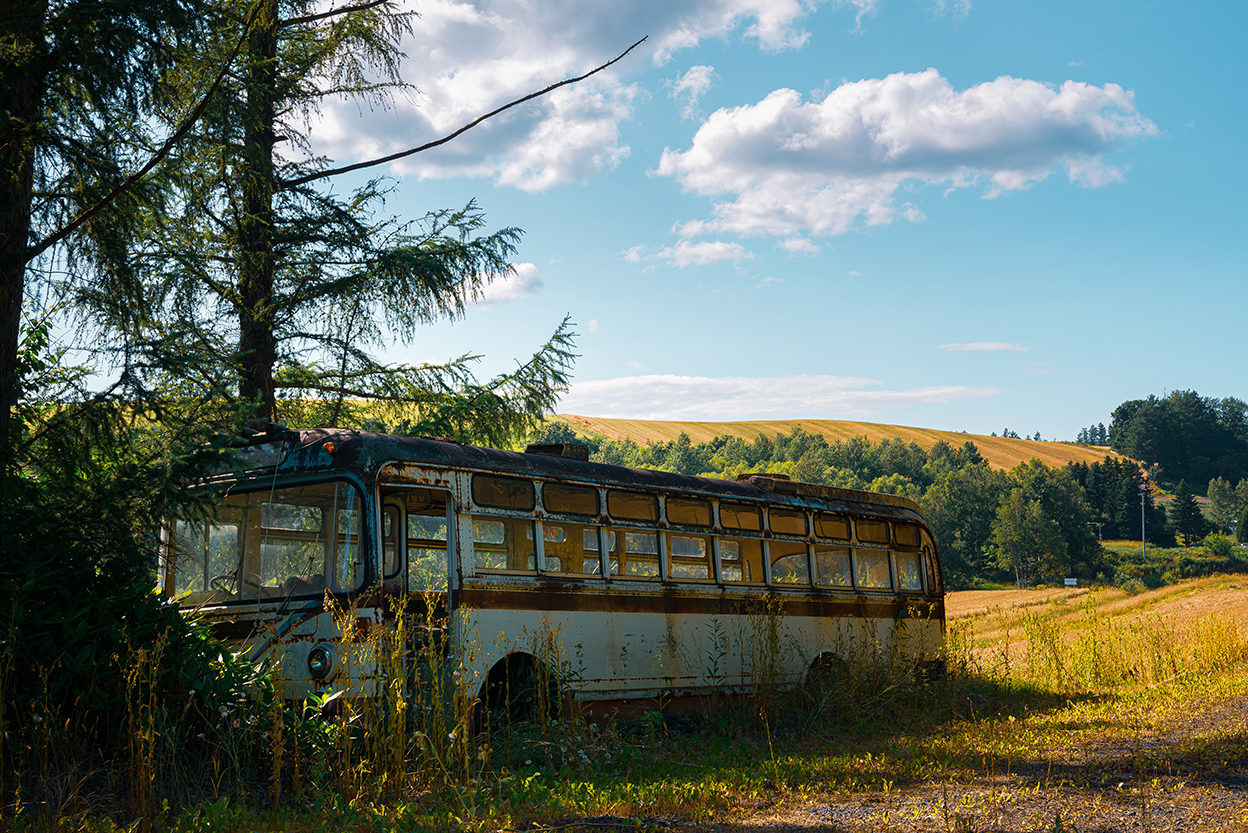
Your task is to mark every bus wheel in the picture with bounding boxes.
[478,653,561,728]
[804,653,850,705]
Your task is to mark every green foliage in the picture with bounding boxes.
[991,488,1066,587]
[1108,390,1248,488]
[1207,476,1247,533]
[93,0,576,439]
[1167,479,1211,545]
[1067,455,1170,545]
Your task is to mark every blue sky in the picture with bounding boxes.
[314,0,1246,440]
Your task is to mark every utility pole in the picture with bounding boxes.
[1088,521,1104,542]
[1139,490,1148,560]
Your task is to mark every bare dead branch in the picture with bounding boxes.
[280,0,390,30]
[283,36,647,189]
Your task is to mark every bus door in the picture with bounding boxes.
[379,486,453,597]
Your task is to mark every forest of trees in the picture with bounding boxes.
[530,420,1248,589]
[1107,390,1248,489]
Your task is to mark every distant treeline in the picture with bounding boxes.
[530,422,1248,590]
[1081,389,1248,491]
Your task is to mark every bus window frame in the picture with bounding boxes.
[380,483,455,593]
[168,474,372,606]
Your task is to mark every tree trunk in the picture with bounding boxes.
[236,0,279,423]
[0,0,48,487]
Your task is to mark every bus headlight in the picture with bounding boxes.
[307,644,335,680]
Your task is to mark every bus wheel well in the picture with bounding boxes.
[479,652,562,725]
[804,651,850,692]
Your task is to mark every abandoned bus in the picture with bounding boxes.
[162,427,945,713]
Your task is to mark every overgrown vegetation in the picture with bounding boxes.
[6,575,1247,831]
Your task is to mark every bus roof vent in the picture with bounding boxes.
[524,443,590,461]
[737,472,791,482]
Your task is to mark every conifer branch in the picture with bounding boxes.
[24,21,253,265]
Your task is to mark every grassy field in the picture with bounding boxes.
[12,576,1248,832]
[559,414,1120,472]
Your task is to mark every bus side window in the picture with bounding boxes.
[408,509,449,591]
[854,548,892,589]
[718,537,763,583]
[542,522,603,577]
[815,546,852,588]
[770,540,810,586]
[894,550,923,591]
[667,534,710,580]
[383,506,401,579]
[616,529,659,578]
[472,516,535,573]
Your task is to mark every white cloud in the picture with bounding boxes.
[938,341,1027,352]
[656,69,1158,238]
[472,262,544,305]
[310,0,835,191]
[559,374,1003,419]
[586,319,599,332]
[625,239,753,268]
[778,237,821,255]
[670,65,719,120]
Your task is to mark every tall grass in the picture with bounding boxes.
[961,593,1248,693]
[7,581,1248,831]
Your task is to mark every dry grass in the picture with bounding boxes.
[948,575,1248,637]
[558,414,1120,472]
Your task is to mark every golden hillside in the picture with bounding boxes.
[557,414,1122,472]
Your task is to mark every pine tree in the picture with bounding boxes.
[1167,479,1209,546]
[96,0,627,441]
[0,0,207,483]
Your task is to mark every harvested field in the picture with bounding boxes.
[558,414,1123,472]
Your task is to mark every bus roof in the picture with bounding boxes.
[230,427,925,522]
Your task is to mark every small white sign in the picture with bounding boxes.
[1064,578,1078,587]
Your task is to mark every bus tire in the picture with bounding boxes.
[478,653,561,728]
[804,652,850,699]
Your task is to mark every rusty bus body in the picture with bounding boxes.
[162,427,945,713]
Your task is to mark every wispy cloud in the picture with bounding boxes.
[937,341,1028,352]
[669,65,718,119]
[558,374,1003,420]
[311,0,843,192]
[624,239,752,268]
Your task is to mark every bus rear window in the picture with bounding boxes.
[545,483,598,516]
[608,490,658,522]
[856,519,890,544]
[667,498,711,527]
[721,503,761,531]
[473,475,535,510]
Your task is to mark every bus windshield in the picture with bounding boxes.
[169,481,363,605]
